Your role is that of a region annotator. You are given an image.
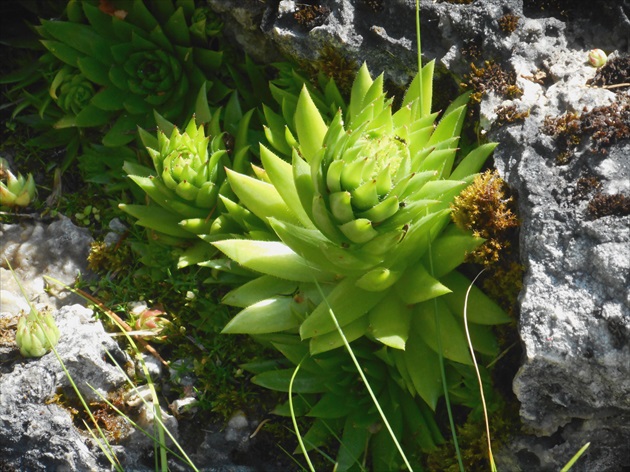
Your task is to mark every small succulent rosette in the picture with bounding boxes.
[131,304,171,342]
[15,308,60,358]
[120,105,258,269]
[0,158,37,208]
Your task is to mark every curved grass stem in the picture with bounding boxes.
[463,269,496,471]
[314,281,413,471]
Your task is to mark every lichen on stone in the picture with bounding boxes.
[587,193,630,219]
[293,3,331,30]
[542,94,630,163]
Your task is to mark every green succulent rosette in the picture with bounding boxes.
[50,65,95,115]
[190,7,223,44]
[30,0,224,147]
[0,158,37,208]
[16,309,60,358]
[212,62,511,409]
[120,99,258,269]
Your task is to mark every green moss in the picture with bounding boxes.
[494,104,530,128]
[316,45,358,94]
[451,170,523,313]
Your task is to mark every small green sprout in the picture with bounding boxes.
[0,158,37,208]
[588,49,607,68]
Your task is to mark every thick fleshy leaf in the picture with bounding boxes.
[226,169,301,226]
[348,63,373,125]
[90,87,125,111]
[394,263,451,305]
[413,299,473,365]
[77,56,110,86]
[40,40,82,67]
[295,86,328,163]
[119,204,194,238]
[402,332,442,410]
[261,145,314,228]
[74,104,114,127]
[300,277,386,340]
[309,316,369,354]
[368,291,411,350]
[307,392,355,419]
[336,412,373,471]
[252,368,329,393]
[450,142,498,180]
[441,271,512,325]
[222,275,298,308]
[212,240,335,282]
[102,113,140,147]
[222,297,300,334]
[422,225,484,278]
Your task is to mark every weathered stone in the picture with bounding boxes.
[1,215,93,312]
[0,304,128,471]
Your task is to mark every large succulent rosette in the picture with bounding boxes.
[212,63,510,410]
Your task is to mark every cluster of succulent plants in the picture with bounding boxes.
[2,0,518,468]
[116,49,511,466]
[2,0,233,170]
[210,62,509,468]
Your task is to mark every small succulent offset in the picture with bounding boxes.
[0,158,37,208]
[588,49,607,68]
[131,304,171,341]
[16,308,60,358]
[119,98,255,268]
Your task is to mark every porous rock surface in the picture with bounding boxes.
[209,0,630,470]
[0,304,129,471]
[1,215,93,312]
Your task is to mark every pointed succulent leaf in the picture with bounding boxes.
[212,240,335,283]
[295,85,328,163]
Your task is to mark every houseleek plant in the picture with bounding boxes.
[207,57,511,468]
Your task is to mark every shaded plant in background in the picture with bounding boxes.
[1,0,227,169]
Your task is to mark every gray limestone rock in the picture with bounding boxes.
[0,304,128,471]
[1,215,93,312]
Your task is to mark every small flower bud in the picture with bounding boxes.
[588,49,607,68]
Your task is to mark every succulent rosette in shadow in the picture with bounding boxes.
[29,0,224,147]
[212,62,511,410]
[242,334,454,470]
